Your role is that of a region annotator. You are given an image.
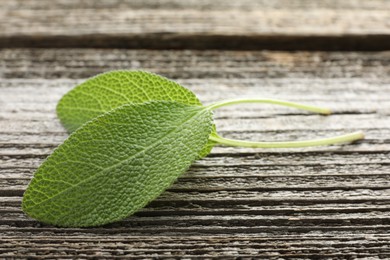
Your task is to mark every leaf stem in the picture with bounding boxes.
[206,98,364,148]
[209,131,365,148]
[206,98,331,115]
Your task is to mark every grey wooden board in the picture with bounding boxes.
[0,49,389,258]
[1,0,390,50]
[3,0,390,10]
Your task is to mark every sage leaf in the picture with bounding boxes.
[22,101,213,227]
[57,70,201,132]
[57,70,216,157]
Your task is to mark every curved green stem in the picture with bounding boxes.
[206,98,364,148]
[209,132,364,148]
[207,98,331,115]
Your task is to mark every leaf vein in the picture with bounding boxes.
[25,107,207,212]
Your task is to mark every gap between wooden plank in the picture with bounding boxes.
[1,34,390,51]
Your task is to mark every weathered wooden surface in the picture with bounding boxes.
[0,49,389,258]
[1,0,390,258]
[0,0,390,50]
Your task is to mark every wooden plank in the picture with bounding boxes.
[0,235,388,258]
[0,49,389,258]
[0,1,389,50]
[3,0,390,11]
[1,49,390,79]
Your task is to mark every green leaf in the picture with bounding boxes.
[57,70,216,157]
[57,70,201,132]
[22,101,213,227]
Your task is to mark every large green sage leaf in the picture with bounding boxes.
[57,70,216,157]
[22,101,213,227]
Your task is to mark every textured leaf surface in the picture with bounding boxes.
[57,70,202,132]
[22,101,213,227]
[56,70,216,157]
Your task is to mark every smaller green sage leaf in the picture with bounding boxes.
[22,101,213,227]
[57,70,216,158]
[57,70,202,132]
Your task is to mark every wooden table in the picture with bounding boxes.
[1,1,389,258]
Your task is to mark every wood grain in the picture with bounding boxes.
[0,0,390,50]
[0,49,389,258]
[3,0,390,10]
